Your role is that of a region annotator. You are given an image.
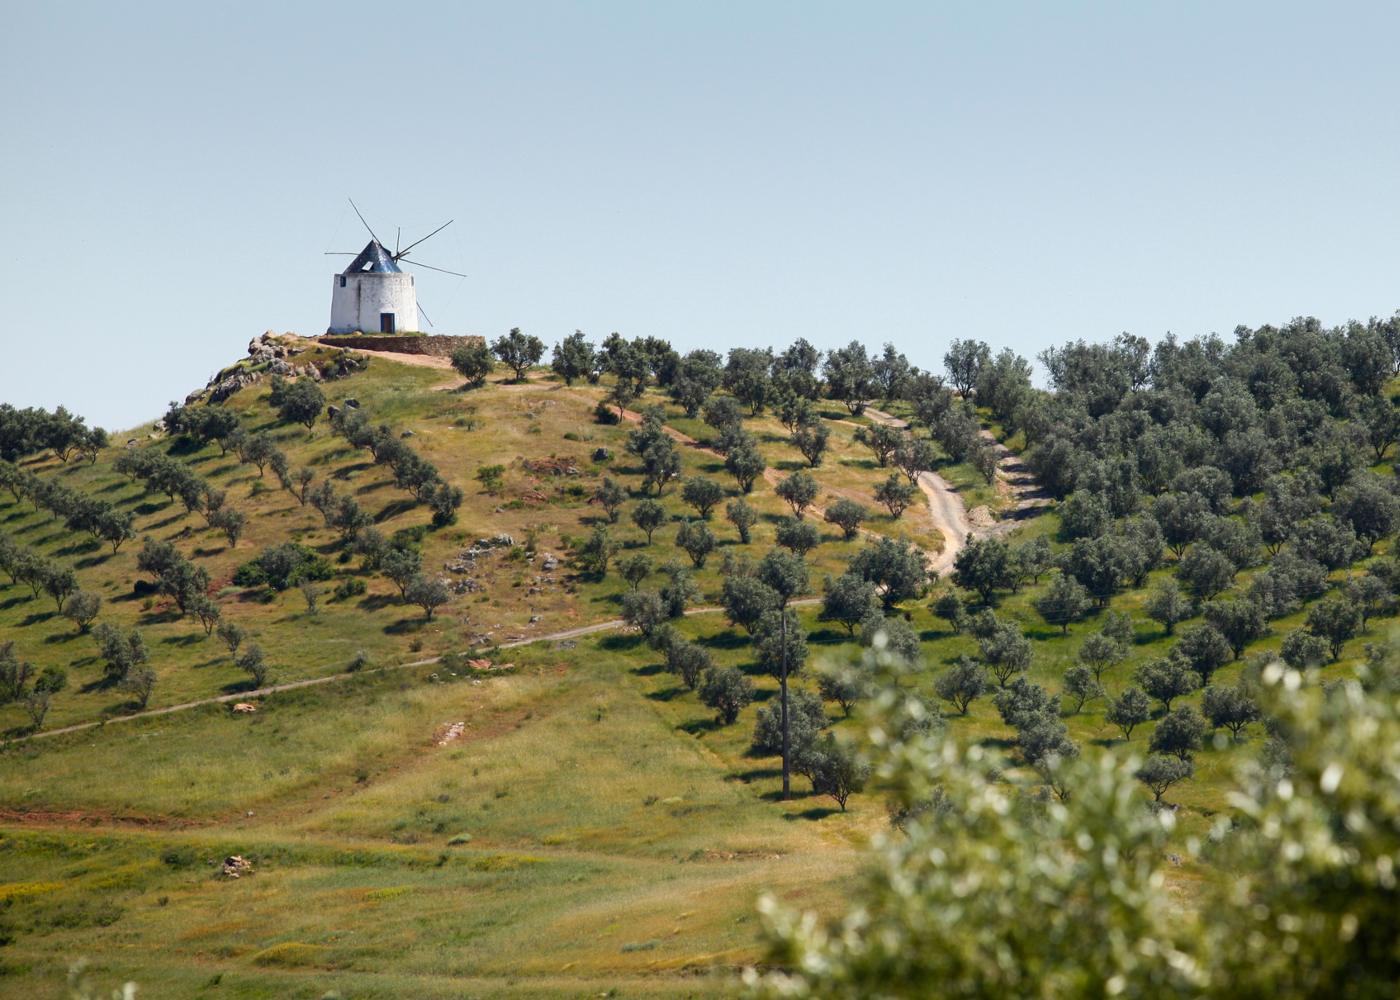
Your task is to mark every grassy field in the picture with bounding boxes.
[1,341,1393,996]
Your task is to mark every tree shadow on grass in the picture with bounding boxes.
[161,633,205,647]
[384,617,427,635]
[96,480,126,494]
[731,765,782,783]
[978,736,1017,752]
[42,631,81,645]
[80,676,117,695]
[786,806,840,821]
[647,685,688,702]
[134,501,171,517]
[679,717,722,735]
[697,630,748,651]
[55,538,101,558]
[808,627,849,646]
[21,610,57,627]
[599,633,644,652]
[75,553,114,570]
[0,595,33,612]
[373,498,418,522]
[632,662,667,677]
[146,513,186,532]
[356,593,399,612]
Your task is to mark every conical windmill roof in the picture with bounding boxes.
[342,240,401,274]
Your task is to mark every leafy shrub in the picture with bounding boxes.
[234,543,332,591]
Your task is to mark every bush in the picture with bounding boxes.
[234,543,332,591]
[333,578,367,601]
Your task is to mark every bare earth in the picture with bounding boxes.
[862,406,972,576]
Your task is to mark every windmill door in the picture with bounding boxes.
[380,313,395,334]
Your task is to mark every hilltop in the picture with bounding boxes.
[2,317,1399,996]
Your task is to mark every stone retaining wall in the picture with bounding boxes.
[317,334,485,357]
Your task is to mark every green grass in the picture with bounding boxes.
[3,346,1395,995]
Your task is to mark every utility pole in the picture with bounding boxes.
[780,608,790,800]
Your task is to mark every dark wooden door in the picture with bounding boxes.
[380,312,395,333]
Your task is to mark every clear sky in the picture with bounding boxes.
[3,1,1397,431]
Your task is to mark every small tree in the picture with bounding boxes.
[621,589,668,641]
[775,516,821,557]
[675,520,717,568]
[62,590,101,633]
[236,643,270,687]
[594,477,627,523]
[824,499,868,540]
[120,666,157,709]
[618,553,653,591]
[631,498,667,543]
[405,574,450,620]
[821,573,879,635]
[1077,632,1126,683]
[1061,664,1102,714]
[930,590,969,634]
[450,342,494,389]
[725,440,766,494]
[721,575,780,634]
[818,664,869,717]
[979,621,1033,687]
[1136,655,1201,712]
[1135,754,1193,803]
[1280,628,1330,668]
[1203,682,1262,739]
[575,525,617,578]
[874,474,918,518]
[491,327,545,382]
[935,656,988,715]
[1106,686,1152,740]
[1176,623,1233,683]
[209,507,246,548]
[1145,580,1193,636]
[192,596,221,636]
[725,497,758,544]
[1306,595,1364,660]
[775,471,819,518]
[1149,706,1206,761]
[381,547,423,598]
[700,665,754,725]
[216,620,246,661]
[681,476,725,520]
[793,422,830,467]
[1034,572,1090,634]
[300,579,323,615]
[24,666,66,730]
[805,733,870,811]
[664,639,713,690]
[273,378,325,429]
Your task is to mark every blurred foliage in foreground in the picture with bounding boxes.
[747,649,1400,998]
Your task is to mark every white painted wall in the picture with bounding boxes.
[327,272,418,334]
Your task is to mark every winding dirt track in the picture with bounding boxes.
[862,407,973,576]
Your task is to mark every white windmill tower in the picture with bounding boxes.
[326,200,464,334]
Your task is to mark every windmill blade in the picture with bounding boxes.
[347,198,382,245]
[323,252,356,256]
[399,258,468,278]
[395,227,401,256]
[395,219,454,258]
[417,301,435,328]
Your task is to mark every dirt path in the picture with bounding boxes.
[862,407,972,576]
[6,597,817,746]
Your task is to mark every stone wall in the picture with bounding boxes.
[316,334,486,357]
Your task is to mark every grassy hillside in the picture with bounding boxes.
[1,335,1396,996]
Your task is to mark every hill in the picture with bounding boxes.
[2,320,1399,996]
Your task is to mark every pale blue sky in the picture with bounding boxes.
[3,2,1397,430]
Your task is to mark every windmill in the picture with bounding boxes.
[325,199,465,335]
